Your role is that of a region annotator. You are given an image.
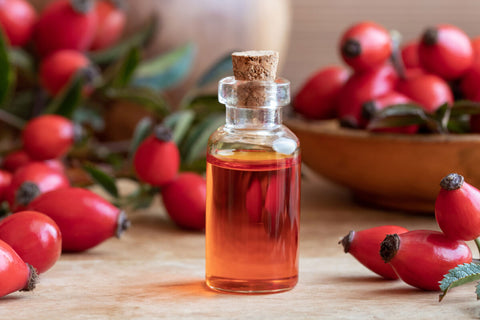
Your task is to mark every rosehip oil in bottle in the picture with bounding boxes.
[205,51,301,293]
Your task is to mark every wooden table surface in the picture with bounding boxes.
[1,173,479,319]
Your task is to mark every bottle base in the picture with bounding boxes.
[205,275,298,294]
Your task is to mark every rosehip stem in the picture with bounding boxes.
[389,29,406,80]
[0,109,26,130]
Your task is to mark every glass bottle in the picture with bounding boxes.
[205,73,301,294]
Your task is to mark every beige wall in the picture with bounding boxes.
[284,0,480,93]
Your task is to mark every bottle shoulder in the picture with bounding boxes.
[208,124,300,156]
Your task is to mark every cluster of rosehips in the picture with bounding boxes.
[0,0,126,96]
[294,21,480,133]
[340,172,480,292]
[133,124,206,231]
[0,114,129,298]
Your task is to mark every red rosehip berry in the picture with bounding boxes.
[5,162,70,211]
[293,65,350,120]
[471,36,480,65]
[418,24,474,80]
[401,41,421,69]
[340,21,392,72]
[0,211,61,274]
[380,230,472,291]
[337,64,398,126]
[39,50,91,96]
[3,149,65,173]
[33,0,97,57]
[22,115,76,161]
[28,187,130,252]
[264,174,287,237]
[0,0,37,47]
[0,239,37,298]
[3,150,30,172]
[0,169,11,201]
[90,0,126,50]
[340,225,408,279]
[460,62,480,101]
[435,173,480,241]
[161,172,206,230]
[134,126,180,187]
[362,91,418,134]
[396,74,453,113]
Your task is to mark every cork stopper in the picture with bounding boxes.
[232,50,279,81]
[231,50,279,107]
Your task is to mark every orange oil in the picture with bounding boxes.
[205,150,300,293]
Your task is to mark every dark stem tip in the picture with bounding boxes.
[154,125,173,142]
[361,101,378,121]
[116,210,131,238]
[440,173,464,191]
[16,181,41,207]
[380,234,400,263]
[338,230,355,253]
[20,264,38,292]
[422,27,438,46]
[341,39,362,58]
[70,0,95,14]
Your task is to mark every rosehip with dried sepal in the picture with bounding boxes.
[380,230,472,291]
[0,0,37,47]
[33,0,97,56]
[340,21,392,72]
[161,172,206,230]
[28,187,130,252]
[90,0,126,50]
[435,173,480,241]
[0,211,61,274]
[5,162,70,211]
[293,65,349,120]
[134,125,180,187]
[339,225,408,279]
[22,115,80,161]
[0,239,37,298]
[418,24,473,80]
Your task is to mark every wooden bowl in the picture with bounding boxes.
[286,118,480,213]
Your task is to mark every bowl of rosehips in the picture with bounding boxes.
[287,21,480,213]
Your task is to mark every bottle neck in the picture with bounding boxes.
[225,105,282,129]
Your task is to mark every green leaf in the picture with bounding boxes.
[439,263,480,302]
[72,107,105,132]
[196,52,233,88]
[129,117,154,158]
[104,87,170,117]
[8,48,34,82]
[181,113,224,164]
[451,100,480,116]
[0,30,15,107]
[43,71,85,118]
[132,42,196,91]
[163,110,195,145]
[367,104,428,130]
[104,46,141,88]
[82,163,119,199]
[89,15,157,65]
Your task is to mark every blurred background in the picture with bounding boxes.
[28,0,480,94]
